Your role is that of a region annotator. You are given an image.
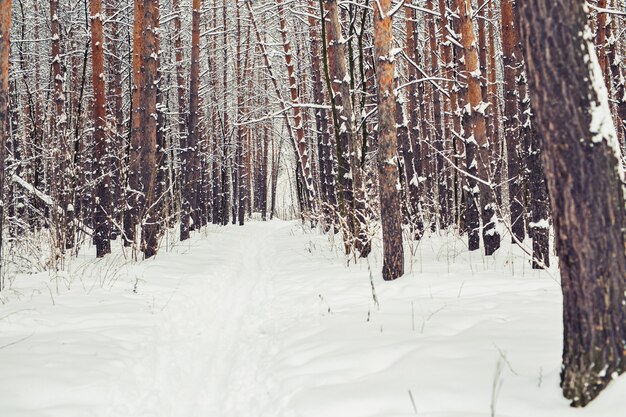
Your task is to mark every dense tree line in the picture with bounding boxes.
[0,0,625,407]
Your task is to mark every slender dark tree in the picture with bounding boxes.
[181,0,202,239]
[501,0,525,243]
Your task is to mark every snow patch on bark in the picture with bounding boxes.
[584,25,625,186]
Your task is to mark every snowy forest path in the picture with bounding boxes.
[0,221,301,417]
[3,221,626,417]
[129,221,286,417]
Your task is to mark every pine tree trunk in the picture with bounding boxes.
[182,0,201,238]
[487,0,502,205]
[427,0,447,228]
[322,0,370,257]
[374,0,404,281]
[278,0,316,211]
[501,0,526,243]
[308,0,336,228]
[0,0,10,287]
[404,3,423,237]
[90,0,110,257]
[140,0,161,258]
[105,0,124,240]
[50,0,72,255]
[459,0,501,255]
[128,0,144,248]
[518,0,626,406]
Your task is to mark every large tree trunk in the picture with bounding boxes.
[373,0,404,280]
[518,0,626,406]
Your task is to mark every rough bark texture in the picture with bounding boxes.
[459,0,501,255]
[457,45,480,250]
[323,0,370,257]
[181,0,201,239]
[426,0,447,228]
[501,0,525,243]
[90,0,110,257]
[128,0,144,247]
[278,0,316,209]
[50,0,73,252]
[487,0,502,204]
[518,0,626,406]
[374,0,404,281]
[404,4,423,237]
[308,0,336,227]
[140,0,160,258]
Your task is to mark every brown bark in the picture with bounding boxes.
[374,0,404,281]
[459,0,500,255]
[0,0,10,286]
[455,35,480,250]
[127,0,144,247]
[501,0,525,243]
[518,0,626,406]
[140,0,160,258]
[90,0,110,257]
[129,0,160,257]
[487,0,502,204]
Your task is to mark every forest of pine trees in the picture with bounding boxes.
[0,0,625,408]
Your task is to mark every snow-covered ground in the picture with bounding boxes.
[0,220,624,417]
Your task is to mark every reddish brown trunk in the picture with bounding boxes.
[459,0,500,255]
[374,0,404,281]
[0,0,11,285]
[90,0,110,257]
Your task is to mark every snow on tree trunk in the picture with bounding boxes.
[374,0,404,281]
[518,0,626,406]
[90,0,110,257]
[459,0,501,256]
